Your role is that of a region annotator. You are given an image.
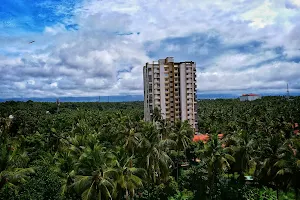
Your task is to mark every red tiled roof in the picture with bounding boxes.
[193,134,224,143]
[292,123,298,128]
[292,123,299,135]
[193,134,209,142]
[242,93,259,96]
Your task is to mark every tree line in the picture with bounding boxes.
[0,97,300,199]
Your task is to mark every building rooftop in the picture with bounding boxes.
[193,134,224,143]
[241,93,260,96]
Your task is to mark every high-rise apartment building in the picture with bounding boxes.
[143,57,198,133]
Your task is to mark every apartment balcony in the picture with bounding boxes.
[187,84,193,88]
[187,104,193,109]
[154,90,160,95]
[187,99,193,103]
[154,102,160,107]
[187,110,194,114]
[154,80,160,85]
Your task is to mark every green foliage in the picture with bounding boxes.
[243,187,277,200]
[1,97,300,199]
[179,163,209,199]
[137,177,179,200]
[18,163,62,200]
[168,189,194,200]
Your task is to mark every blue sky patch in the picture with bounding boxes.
[0,0,81,33]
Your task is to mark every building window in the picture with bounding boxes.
[149,89,152,93]
[148,75,152,81]
[165,73,168,77]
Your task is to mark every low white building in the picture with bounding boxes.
[239,94,261,101]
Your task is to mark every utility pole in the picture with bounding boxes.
[286,83,290,100]
[56,98,60,113]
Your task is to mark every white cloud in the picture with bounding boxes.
[242,0,277,28]
[1,0,300,98]
[198,61,300,92]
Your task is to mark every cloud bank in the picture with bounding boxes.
[1,0,300,98]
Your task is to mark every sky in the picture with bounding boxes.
[1,0,300,98]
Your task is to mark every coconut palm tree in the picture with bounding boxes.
[138,123,174,184]
[170,121,194,180]
[199,133,235,199]
[0,145,34,191]
[274,138,300,200]
[72,145,117,200]
[225,129,255,181]
[0,117,34,191]
[113,149,146,200]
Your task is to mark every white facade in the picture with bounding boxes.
[239,95,261,101]
[143,57,198,133]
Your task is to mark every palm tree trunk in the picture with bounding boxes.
[0,177,7,191]
[126,189,129,200]
[176,149,179,181]
[176,161,179,181]
[276,188,279,200]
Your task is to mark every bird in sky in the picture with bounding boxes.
[29,41,35,44]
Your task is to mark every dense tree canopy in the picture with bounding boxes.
[1,97,300,199]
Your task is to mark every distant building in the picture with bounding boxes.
[239,94,261,101]
[143,57,198,133]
